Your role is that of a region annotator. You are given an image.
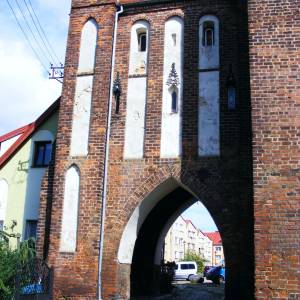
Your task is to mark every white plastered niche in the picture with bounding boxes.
[78,19,98,74]
[198,15,220,156]
[160,17,184,158]
[199,15,220,70]
[70,19,98,157]
[124,21,150,159]
[60,166,80,253]
[128,21,149,76]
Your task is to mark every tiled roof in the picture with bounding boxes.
[204,231,222,246]
[184,218,197,230]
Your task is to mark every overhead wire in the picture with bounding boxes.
[26,0,61,65]
[13,0,51,66]
[5,0,50,74]
[22,0,59,66]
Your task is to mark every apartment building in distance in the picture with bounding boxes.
[204,231,224,266]
[164,216,213,266]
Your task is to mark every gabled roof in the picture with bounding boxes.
[184,219,197,230]
[0,98,60,169]
[204,231,222,246]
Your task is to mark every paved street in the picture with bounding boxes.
[169,282,225,300]
[132,282,225,300]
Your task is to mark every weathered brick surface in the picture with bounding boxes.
[248,1,300,299]
[38,1,257,299]
[44,3,116,299]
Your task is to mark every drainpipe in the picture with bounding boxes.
[98,2,124,300]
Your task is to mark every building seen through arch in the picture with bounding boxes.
[164,214,224,267]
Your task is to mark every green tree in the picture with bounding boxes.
[0,239,20,299]
[182,250,207,274]
[0,227,36,300]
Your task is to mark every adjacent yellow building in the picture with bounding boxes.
[0,100,59,247]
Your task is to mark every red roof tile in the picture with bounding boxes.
[204,231,222,246]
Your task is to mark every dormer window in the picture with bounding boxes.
[138,32,147,52]
[202,21,214,46]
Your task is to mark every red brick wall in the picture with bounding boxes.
[44,3,116,299]
[42,1,255,299]
[248,0,300,299]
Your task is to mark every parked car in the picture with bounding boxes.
[174,261,198,280]
[206,266,225,284]
[203,265,213,277]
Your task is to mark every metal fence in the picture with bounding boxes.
[16,257,51,298]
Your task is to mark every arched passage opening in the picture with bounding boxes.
[117,178,227,299]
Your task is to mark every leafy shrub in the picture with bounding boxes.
[0,240,20,299]
[0,231,36,300]
[182,250,206,274]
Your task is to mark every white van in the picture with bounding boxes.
[174,261,198,280]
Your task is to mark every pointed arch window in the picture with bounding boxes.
[171,89,178,113]
[202,21,215,46]
[166,63,180,114]
[138,32,147,52]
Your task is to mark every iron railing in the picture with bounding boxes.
[17,257,51,296]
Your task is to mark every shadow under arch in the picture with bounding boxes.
[117,176,225,298]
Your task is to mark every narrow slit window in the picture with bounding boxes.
[138,32,147,52]
[172,33,177,46]
[171,90,178,113]
[203,21,215,46]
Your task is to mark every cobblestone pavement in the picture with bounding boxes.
[169,282,225,300]
[131,282,225,300]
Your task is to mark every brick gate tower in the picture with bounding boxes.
[36,0,300,300]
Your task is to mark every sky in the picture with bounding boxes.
[182,201,218,232]
[0,0,218,233]
[0,0,71,135]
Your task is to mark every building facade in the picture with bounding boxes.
[164,216,213,265]
[205,231,224,266]
[0,100,59,247]
[164,215,186,262]
[30,0,300,300]
[198,229,213,266]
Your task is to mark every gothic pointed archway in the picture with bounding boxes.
[115,168,252,300]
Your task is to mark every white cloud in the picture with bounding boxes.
[0,39,61,135]
[0,0,72,136]
[36,0,71,30]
